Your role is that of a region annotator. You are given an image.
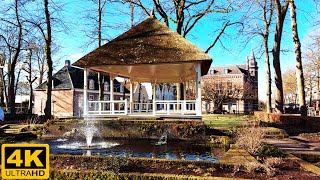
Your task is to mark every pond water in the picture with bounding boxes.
[28,139,223,162]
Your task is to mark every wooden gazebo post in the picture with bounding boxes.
[196,63,202,116]
[83,68,88,116]
[129,80,133,113]
[152,83,156,115]
[110,74,114,114]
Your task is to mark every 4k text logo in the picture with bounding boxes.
[1,144,49,179]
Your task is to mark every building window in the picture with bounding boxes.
[89,95,94,108]
[89,79,95,89]
[104,95,109,101]
[104,82,109,92]
[224,68,229,74]
[120,84,124,92]
[209,69,214,75]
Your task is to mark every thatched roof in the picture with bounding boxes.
[73,17,212,76]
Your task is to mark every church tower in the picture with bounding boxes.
[248,50,258,110]
[249,50,258,82]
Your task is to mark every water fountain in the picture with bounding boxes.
[55,107,119,152]
[155,130,168,146]
[83,120,98,148]
[36,98,219,161]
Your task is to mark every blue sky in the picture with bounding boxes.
[52,0,319,101]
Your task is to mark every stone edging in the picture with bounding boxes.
[288,154,320,175]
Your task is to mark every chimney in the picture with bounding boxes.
[65,60,71,67]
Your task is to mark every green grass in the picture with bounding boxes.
[202,114,251,128]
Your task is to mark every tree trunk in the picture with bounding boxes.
[28,49,33,116]
[37,50,45,86]
[0,53,5,107]
[272,0,289,114]
[289,0,307,116]
[2,69,8,111]
[44,0,53,119]
[263,36,272,113]
[8,0,23,114]
[98,0,104,100]
[130,1,134,27]
[98,73,104,100]
[175,1,185,35]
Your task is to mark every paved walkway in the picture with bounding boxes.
[220,148,261,165]
[264,137,320,156]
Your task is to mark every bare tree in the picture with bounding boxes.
[97,0,107,100]
[282,68,297,104]
[43,0,53,119]
[129,0,234,36]
[0,0,24,114]
[22,42,38,116]
[34,41,46,86]
[288,0,306,116]
[253,0,274,113]
[81,0,109,100]
[202,80,243,112]
[0,53,5,107]
[304,37,320,110]
[272,0,289,114]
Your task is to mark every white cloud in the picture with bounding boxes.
[69,53,84,60]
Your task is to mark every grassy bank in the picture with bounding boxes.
[203,114,252,128]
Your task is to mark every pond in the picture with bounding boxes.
[26,139,223,162]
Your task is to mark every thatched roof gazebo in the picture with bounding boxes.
[73,16,212,118]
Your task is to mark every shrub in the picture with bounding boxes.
[264,157,283,168]
[235,127,266,155]
[209,135,230,149]
[257,145,287,158]
[245,161,276,176]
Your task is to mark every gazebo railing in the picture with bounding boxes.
[87,100,197,116]
[154,100,197,115]
[133,101,153,113]
[87,100,127,115]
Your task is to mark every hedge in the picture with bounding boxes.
[49,155,235,180]
[50,170,229,180]
[50,154,229,169]
[44,119,206,140]
[254,111,320,131]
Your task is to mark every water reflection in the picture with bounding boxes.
[35,139,222,162]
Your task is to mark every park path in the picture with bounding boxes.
[264,137,320,156]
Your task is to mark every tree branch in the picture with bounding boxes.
[205,21,242,53]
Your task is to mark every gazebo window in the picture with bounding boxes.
[89,95,94,107]
[104,82,109,92]
[89,79,95,89]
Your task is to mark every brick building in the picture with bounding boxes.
[34,60,129,117]
[201,52,258,113]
